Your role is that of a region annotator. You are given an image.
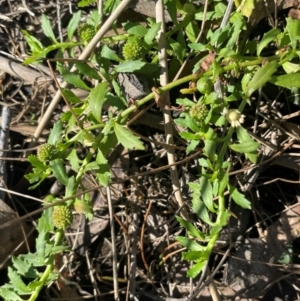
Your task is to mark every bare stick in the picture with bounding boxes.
[155,0,189,221]
[106,187,119,301]
[0,107,11,200]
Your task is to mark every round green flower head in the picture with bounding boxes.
[37,143,55,162]
[52,205,73,230]
[189,103,209,122]
[78,24,96,43]
[122,36,146,60]
[197,77,213,95]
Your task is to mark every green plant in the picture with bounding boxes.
[36,143,55,162]
[51,205,73,230]
[2,1,300,299]
[122,36,147,60]
[77,23,96,43]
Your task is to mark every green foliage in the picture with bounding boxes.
[4,2,300,300]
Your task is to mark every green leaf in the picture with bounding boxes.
[192,198,214,226]
[165,0,178,23]
[89,82,109,123]
[144,22,161,45]
[286,17,300,50]
[83,161,99,172]
[228,184,251,209]
[115,60,146,73]
[227,15,244,49]
[61,88,81,104]
[186,21,198,43]
[257,28,281,56]
[236,126,252,143]
[188,42,206,52]
[61,70,91,90]
[199,175,215,212]
[239,0,254,18]
[22,30,43,53]
[114,123,144,150]
[235,126,260,163]
[170,38,185,62]
[0,288,24,301]
[270,72,300,88]
[282,62,300,74]
[78,0,97,7]
[198,158,210,168]
[187,260,207,278]
[74,198,93,219]
[95,150,111,187]
[203,138,217,162]
[219,168,229,195]
[26,170,50,188]
[210,24,231,46]
[186,140,200,153]
[176,216,206,239]
[12,256,40,278]
[27,279,44,290]
[48,120,62,145]
[37,208,53,233]
[87,10,101,26]
[212,61,223,82]
[124,22,148,37]
[174,114,201,132]
[229,141,259,153]
[17,253,45,268]
[65,176,77,199]
[66,149,80,172]
[195,3,225,20]
[41,14,57,43]
[36,231,47,262]
[49,159,69,185]
[182,250,202,261]
[180,132,199,140]
[27,154,45,169]
[176,98,196,107]
[75,62,101,80]
[286,87,300,105]
[49,245,70,255]
[67,10,81,40]
[218,209,231,227]
[176,236,205,251]
[8,267,32,294]
[209,225,222,238]
[101,45,122,62]
[246,60,278,96]
[241,73,252,93]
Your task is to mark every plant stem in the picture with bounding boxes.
[120,54,281,119]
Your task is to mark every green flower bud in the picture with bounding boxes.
[37,143,55,162]
[189,103,209,122]
[197,77,213,94]
[122,37,146,61]
[78,24,96,43]
[52,205,73,230]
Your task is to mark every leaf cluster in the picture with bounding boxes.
[3,0,300,298]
